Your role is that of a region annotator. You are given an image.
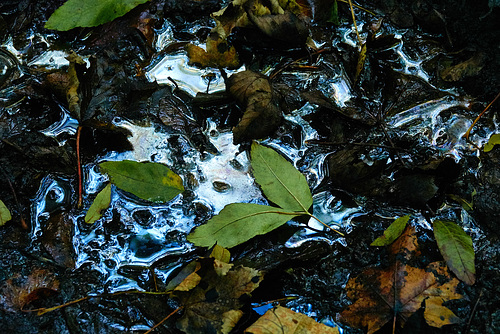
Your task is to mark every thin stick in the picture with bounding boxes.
[464,288,483,334]
[347,0,362,47]
[464,91,500,140]
[143,307,183,334]
[76,125,83,209]
[309,213,345,237]
[305,140,406,151]
[337,0,376,15]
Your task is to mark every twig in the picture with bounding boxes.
[347,0,362,47]
[464,91,500,140]
[269,49,327,81]
[305,140,407,151]
[76,125,83,209]
[464,288,483,334]
[143,306,183,334]
[337,0,376,16]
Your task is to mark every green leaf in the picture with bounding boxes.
[250,142,312,212]
[85,183,112,224]
[187,203,300,248]
[433,220,475,285]
[99,160,184,203]
[484,133,500,152]
[45,0,150,31]
[371,215,410,246]
[0,200,12,227]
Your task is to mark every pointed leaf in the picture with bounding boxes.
[484,133,500,152]
[251,142,312,212]
[99,160,184,203]
[0,200,12,227]
[84,183,112,224]
[433,220,475,285]
[187,203,300,248]
[371,215,410,246]
[45,0,150,31]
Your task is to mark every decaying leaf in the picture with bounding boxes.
[0,200,12,226]
[247,9,309,45]
[484,133,500,152]
[99,160,184,203]
[174,258,263,334]
[65,51,86,120]
[45,0,150,31]
[251,142,312,212]
[227,71,282,143]
[340,226,463,333]
[85,183,112,224]
[41,212,75,268]
[440,53,485,82]
[433,220,475,285]
[187,203,300,248]
[354,43,367,82]
[245,306,339,333]
[0,269,59,312]
[187,33,240,69]
[371,215,410,246]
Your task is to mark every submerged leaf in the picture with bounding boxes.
[433,220,475,285]
[0,200,12,227]
[187,203,300,248]
[371,215,410,246]
[85,183,112,224]
[251,142,312,212]
[187,34,239,69]
[245,306,339,333]
[99,160,184,203]
[45,0,150,31]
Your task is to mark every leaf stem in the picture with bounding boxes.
[307,212,345,237]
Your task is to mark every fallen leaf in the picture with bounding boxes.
[187,33,240,69]
[99,160,184,203]
[245,306,339,333]
[187,203,300,248]
[251,142,312,212]
[247,10,309,45]
[210,244,231,263]
[340,226,463,333]
[440,53,485,82]
[0,200,12,226]
[174,258,263,334]
[433,220,475,285]
[41,212,75,268]
[226,70,282,143]
[45,0,150,31]
[371,215,410,246]
[84,183,112,224]
[484,133,500,152]
[65,51,86,120]
[0,269,59,312]
[354,43,367,82]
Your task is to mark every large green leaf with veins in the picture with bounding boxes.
[187,203,300,248]
[45,0,150,31]
[250,142,312,212]
[99,160,184,203]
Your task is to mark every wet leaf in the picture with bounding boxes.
[245,306,339,333]
[210,244,231,263]
[175,258,263,334]
[484,133,500,152]
[340,226,463,333]
[371,215,410,246]
[251,142,312,212]
[440,53,485,82]
[84,183,112,224]
[433,220,475,285]
[99,160,184,203]
[187,34,239,69]
[227,71,282,143]
[248,10,309,45]
[41,212,75,268]
[45,0,150,31]
[66,51,86,120]
[354,43,367,82]
[187,203,300,248]
[0,200,12,226]
[0,269,59,312]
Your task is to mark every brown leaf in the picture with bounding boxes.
[187,33,240,69]
[247,10,309,45]
[440,53,485,82]
[41,212,75,268]
[174,258,263,334]
[245,306,339,333]
[226,70,282,143]
[0,269,59,312]
[339,226,463,333]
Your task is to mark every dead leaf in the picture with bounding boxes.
[339,226,463,333]
[0,269,59,312]
[440,53,485,82]
[247,9,309,45]
[41,212,75,268]
[65,51,86,120]
[187,33,240,69]
[174,257,263,333]
[226,70,282,143]
[245,306,339,333]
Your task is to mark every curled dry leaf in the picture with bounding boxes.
[0,269,59,312]
[340,226,463,333]
[227,70,282,143]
